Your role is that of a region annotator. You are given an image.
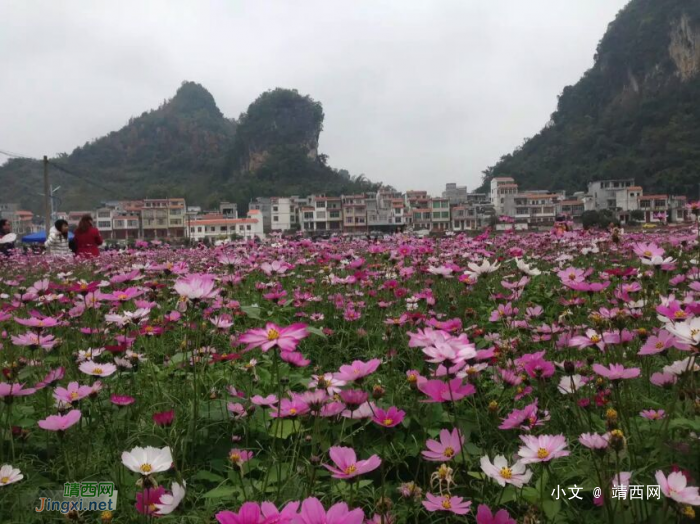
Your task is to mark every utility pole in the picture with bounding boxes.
[43,156,50,237]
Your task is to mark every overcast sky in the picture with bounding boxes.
[0,0,629,195]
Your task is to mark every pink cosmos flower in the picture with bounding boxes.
[475,505,516,524]
[517,434,569,464]
[638,330,688,355]
[173,273,220,300]
[371,406,405,428]
[216,502,263,524]
[578,432,609,450]
[417,377,476,403]
[498,400,539,430]
[0,383,36,398]
[11,332,57,351]
[15,316,59,329]
[323,446,381,479]
[422,493,472,515]
[228,449,253,466]
[259,501,300,524]
[650,371,677,388]
[422,428,464,461]
[53,382,92,404]
[110,394,135,406]
[640,409,665,420]
[591,363,640,381]
[568,329,606,351]
[153,410,175,426]
[38,409,81,431]
[655,470,700,505]
[334,359,381,382]
[309,373,346,395]
[259,260,293,276]
[35,367,65,389]
[280,350,310,367]
[239,323,309,352]
[269,398,310,418]
[294,497,364,524]
[78,361,117,377]
[251,394,278,407]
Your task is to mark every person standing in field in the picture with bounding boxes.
[0,218,16,257]
[44,219,71,256]
[72,214,103,258]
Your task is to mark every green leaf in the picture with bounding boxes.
[192,470,226,483]
[269,419,301,439]
[202,484,240,499]
[307,325,326,338]
[542,498,562,519]
[241,305,262,320]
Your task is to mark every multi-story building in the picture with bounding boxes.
[67,211,92,229]
[442,183,469,204]
[342,194,368,234]
[296,195,343,234]
[558,200,585,220]
[586,179,639,211]
[430,198,451,232]
[219,202,238,218]
[141,198,186,239]
[451,206,479,231]
[187,210,264,241]
[249,197,272,233]
[411,208,432,232]
[270,197,298,233]
[94,207,115,239]
[111,213,141,240]
[504,193,560,227]
[490,177,519,214]
[639,195,689,223]
[0,203,34,235]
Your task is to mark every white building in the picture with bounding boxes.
[442,183,469,204]
[187,211,264,241]
[586,179,639,211]
[490,177,519,214]
[271,197,299,233]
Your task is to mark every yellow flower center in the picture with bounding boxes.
[383,418,394,426]
[443,447,455,458]
[537,448,550,459]
[289,408,297,416]
[441,497,452,509]
[568,274,576,280]
[148,503,157,512]
[93,367,103,375]
[80,284,88,290]
[674,310,686,318]
[344,464,357,475]
[643,250,652,257]
[230,453,240,462]
[0,476,9,484]
[500,467,513,479]
[118,294,128,300]
[407,374,417,383]
[267,329,280,341]
[590,334,601,343]
[140,463,152,473]
[655,342,664,349]
[145,326,153,333]
[70,392,79,400]
[682,506,695,519]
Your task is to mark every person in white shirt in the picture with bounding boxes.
[45,219,71,256]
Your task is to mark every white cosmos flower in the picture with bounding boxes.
[155,481,186,515]
[480,455,533,487]
[465,259,500,277]
[641,256,676,266]
[121,446,173,476]
[557,374,586,394]
[664,317,700,346]
[663,357,700,376]
[0,464,23,486]
[515,259,542,276]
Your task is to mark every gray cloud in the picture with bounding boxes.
[0,0,629,195]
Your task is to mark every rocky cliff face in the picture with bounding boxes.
[669,14,700,80]
[480,0,700,199]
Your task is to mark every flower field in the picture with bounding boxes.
[1,226,699,523]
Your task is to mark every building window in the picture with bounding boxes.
[220,226,226,231]
[273,216,279,222]
[197,227,202,232]
[272,206,278,212]
[246,225,251,231]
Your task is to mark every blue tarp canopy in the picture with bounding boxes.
[22,231,74,243]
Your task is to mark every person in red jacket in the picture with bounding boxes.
[73,214,103,258]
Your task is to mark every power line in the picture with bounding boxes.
[0,148,36,159]
[47,160,120,196]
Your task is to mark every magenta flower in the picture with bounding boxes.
[475,505,516,524]
[638,330,688,355]
[11,332,57,351]
[260,501,300,524]
[339,390,369,408]
[153,410,175,426]
[294,497,364,524]
[280,350,311,367]
[517,434,569,464]
[371,406,405,428]
[228,449,254,466]
[417,377,476,403]
[269,398,310,418]
[216,502,263,524]
[591,363,640,381]
[135,486,165,516]
[655,470,700,505]
[35,367,65,389]
[334,359,381,382]
[0,383,36,398]
[251,394,278,407]
[323,446,381,479]
[110,394,135,406]
[239,323,309,352]
[53,382,92,404]
[38,409,81,431]
[15,316,59,328]
[422,493,472,515]
[422,428,464,461]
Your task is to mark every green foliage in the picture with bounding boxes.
[581,209,619,229]
[0,83,375,213]
[481,0,700,198]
